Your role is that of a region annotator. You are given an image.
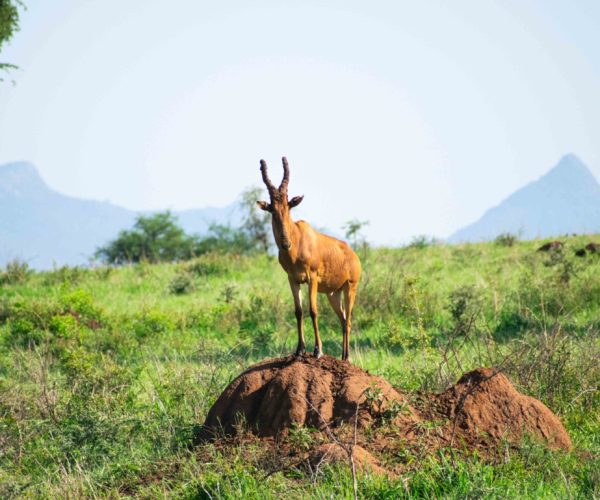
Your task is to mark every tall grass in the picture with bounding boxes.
[0,237,599,497]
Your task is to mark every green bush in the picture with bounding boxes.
[49,314,80,339]
[0,258,31,285]
[407,234,437,249]
[132,309,176,338]
[495,232,519,247]
[8,317,46,346]
[168,271,196,295]
[59,288,102,325]
[185,253,232,277]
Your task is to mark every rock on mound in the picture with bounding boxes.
[434,367,572,451]
[200,354,415,438]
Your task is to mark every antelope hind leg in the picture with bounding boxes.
[342,281,358,361]
[327,290,347,360]
[308,277,322,359]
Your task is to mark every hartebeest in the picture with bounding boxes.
[257,157,361,361]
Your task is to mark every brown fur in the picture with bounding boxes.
[257,157,361,361]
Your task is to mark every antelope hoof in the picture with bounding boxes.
[313,347,322,359]
[294,347,306,359]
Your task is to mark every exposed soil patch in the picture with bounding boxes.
[196,356,571,475]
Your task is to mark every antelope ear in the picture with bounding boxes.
[288,195,304,208]
[256,200,272,212]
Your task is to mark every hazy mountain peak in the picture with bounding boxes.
[0,161,49,198]
[0,160,243,269]
[540,153,597,187]
[449,154,600,243]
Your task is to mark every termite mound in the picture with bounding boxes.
[197,354,416,439]
[195,355,571,466]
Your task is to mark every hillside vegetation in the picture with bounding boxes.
[0,236,599,497]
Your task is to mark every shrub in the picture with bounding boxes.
[185,253,231,277]
[495,232,518,247]
[447,285,482,327]
[493,310,530,340]
[407,235,437,249]
[0,258,31,285]
[133,309,176,338]
[385,318,429,351]
[168,271,196,295]
[59,289,102,324]
[8,317,46,347]
[49,314,80,339]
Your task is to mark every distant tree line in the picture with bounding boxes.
[96,187,272,264]
[95,186,373,265]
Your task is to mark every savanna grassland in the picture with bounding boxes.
[0,236,599,498]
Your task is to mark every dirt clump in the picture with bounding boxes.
[308,443,388,477]
[196,356,572,467]
[537,241,564,252]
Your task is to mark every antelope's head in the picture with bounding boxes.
[257,157,304,251]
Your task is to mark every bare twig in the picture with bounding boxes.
[296,391,360,499]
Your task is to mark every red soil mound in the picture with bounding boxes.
[197,356,571,457]
[431,367,572,451]
[200,354,416,439]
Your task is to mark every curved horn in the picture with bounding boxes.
[280,156,290,194]
[260,159,277,196]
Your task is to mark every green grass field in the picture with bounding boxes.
[1,236,599,498]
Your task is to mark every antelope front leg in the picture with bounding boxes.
[308,276,322,359]
[288,277,305,357]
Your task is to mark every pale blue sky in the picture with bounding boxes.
[1,1,598,244]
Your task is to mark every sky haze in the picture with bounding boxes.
[1,1,599,244]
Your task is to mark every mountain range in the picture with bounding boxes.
[2,154,600,269]
[448,154,600,243]
[0,162,241,269]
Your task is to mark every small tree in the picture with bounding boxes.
[240,186,272,253]
[96,212,197,264]
[407,235,438,249]
[494,232,519,247]
[343,219,369,250]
